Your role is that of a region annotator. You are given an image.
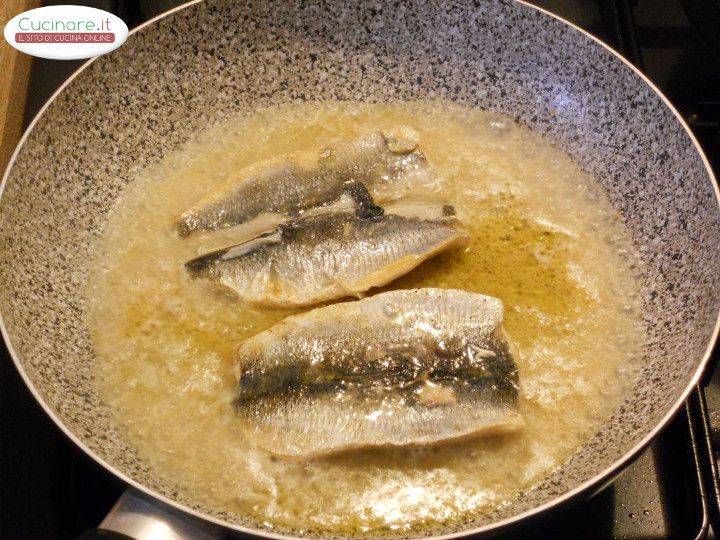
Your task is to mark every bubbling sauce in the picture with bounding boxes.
[87,101,643,535]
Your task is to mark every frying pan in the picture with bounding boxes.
[1,0,719,538]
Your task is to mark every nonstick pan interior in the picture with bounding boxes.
[0,1,718,537]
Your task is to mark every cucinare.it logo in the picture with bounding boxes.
[3,5,129,60]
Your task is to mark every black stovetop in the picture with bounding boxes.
[1,1,719,538]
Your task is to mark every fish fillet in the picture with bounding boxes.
[176,130,427,236]
[234,289,521,458]
[185,201,468,307]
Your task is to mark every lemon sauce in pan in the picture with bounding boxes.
[87,101,644,534]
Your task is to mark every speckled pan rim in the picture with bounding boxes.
[1,1,718,538]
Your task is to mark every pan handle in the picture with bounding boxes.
[78,489,224,540]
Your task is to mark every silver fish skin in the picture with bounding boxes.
[233,288,521,458]
[185,201,468,307]
[176,131,427,236]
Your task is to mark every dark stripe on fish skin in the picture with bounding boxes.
[344,181,385,221]
[235,369,514,404]
[234,372,518,414]
[184,229,281,275]
[235,340,517,404]
[357,204,385,221]
[185,249,224,275]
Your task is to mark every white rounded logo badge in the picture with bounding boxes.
[3,5,128,60]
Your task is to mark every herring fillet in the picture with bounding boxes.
[176,131,427,236]
[233,289,521,458]
[185,201,468,307]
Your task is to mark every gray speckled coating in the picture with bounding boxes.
[1,0,719,537]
